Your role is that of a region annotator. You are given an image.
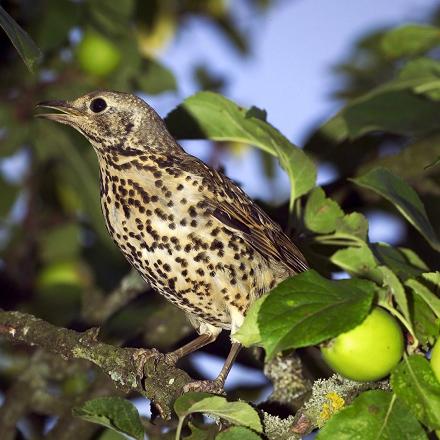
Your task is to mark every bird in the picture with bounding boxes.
[36,91,309,393]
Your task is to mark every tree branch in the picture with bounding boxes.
[82,269,148,325]
[0,309,192,419]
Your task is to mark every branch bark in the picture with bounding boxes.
[0,309,191,419]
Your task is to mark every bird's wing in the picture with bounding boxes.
[197,164,309,274]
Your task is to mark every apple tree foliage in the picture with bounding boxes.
[0,1,439,439]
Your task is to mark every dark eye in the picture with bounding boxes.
[90,98,107,113]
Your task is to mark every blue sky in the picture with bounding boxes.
[158,0,438,142]
[147,0,438,245]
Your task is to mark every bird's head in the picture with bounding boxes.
[36,91,176,155]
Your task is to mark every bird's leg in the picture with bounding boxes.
[133,333,217,377]
[165,333,217,365]
[183,342,242,394]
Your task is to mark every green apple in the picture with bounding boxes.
[321,307,404,381]
[37,260,84,288]
[431,338,440,382]
[76,31,121,77]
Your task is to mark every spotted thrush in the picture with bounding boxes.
[36,91,308,392]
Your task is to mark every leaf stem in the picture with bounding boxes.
[378,301,419,352]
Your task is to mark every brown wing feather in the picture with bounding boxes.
[206,171,308,273]
[178,154,309,273]
[210,195,308,274]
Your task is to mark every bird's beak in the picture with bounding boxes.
[35,100,83,124]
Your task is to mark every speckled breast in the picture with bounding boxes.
[98,157,279,329]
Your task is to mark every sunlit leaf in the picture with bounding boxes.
[334,212,369,241]
[304,187,344,233]
[330,244,382,282]
[257,270,375,358]
[381,24,440,58]
[234,294,267,347]
[165,91,316,209]
[174,393,262,440]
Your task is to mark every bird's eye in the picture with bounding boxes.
[90,98,107,113]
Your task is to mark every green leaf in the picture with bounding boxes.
[0,5,42,72]
[358,134,440,182]
[184,421,218,440]
[405,277,440,319]
[334,212,369,241]
[391,355,440,430]
[400,248,430,271]
[165,91,316,209]
[73,397,144,440]
[304,187,344,233]
[399,57,440,81]
[371,243,428,281]
[97,430,127,440]
[136,58,177,94]
[381,24,440,58]
[326,77,440,139]
[174,393,262,439]
[422,271,440,287]
[398,57,440,100]
[411,293,440,346]
[234,294,268,347]
[216,426,261,439]
[378,266,410,323]
[330,244,382,282]
[257,270,375,358]
[316,390,427,440]
[352,167,440,251]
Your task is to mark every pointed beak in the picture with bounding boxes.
[35,100,83,123]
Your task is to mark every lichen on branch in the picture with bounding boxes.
[0,309,191,419]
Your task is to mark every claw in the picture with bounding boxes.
[133,348,177,378]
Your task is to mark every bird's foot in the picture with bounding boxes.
[133,348,178,377]
[183,379,226,395]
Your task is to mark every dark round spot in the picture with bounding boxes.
[90,98,107,113]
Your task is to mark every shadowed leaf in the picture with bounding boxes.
[317,390,427,440]
[352,167,440,251]
[73,397,144,440]
[0,5,42,72]
[391,355,440,430]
